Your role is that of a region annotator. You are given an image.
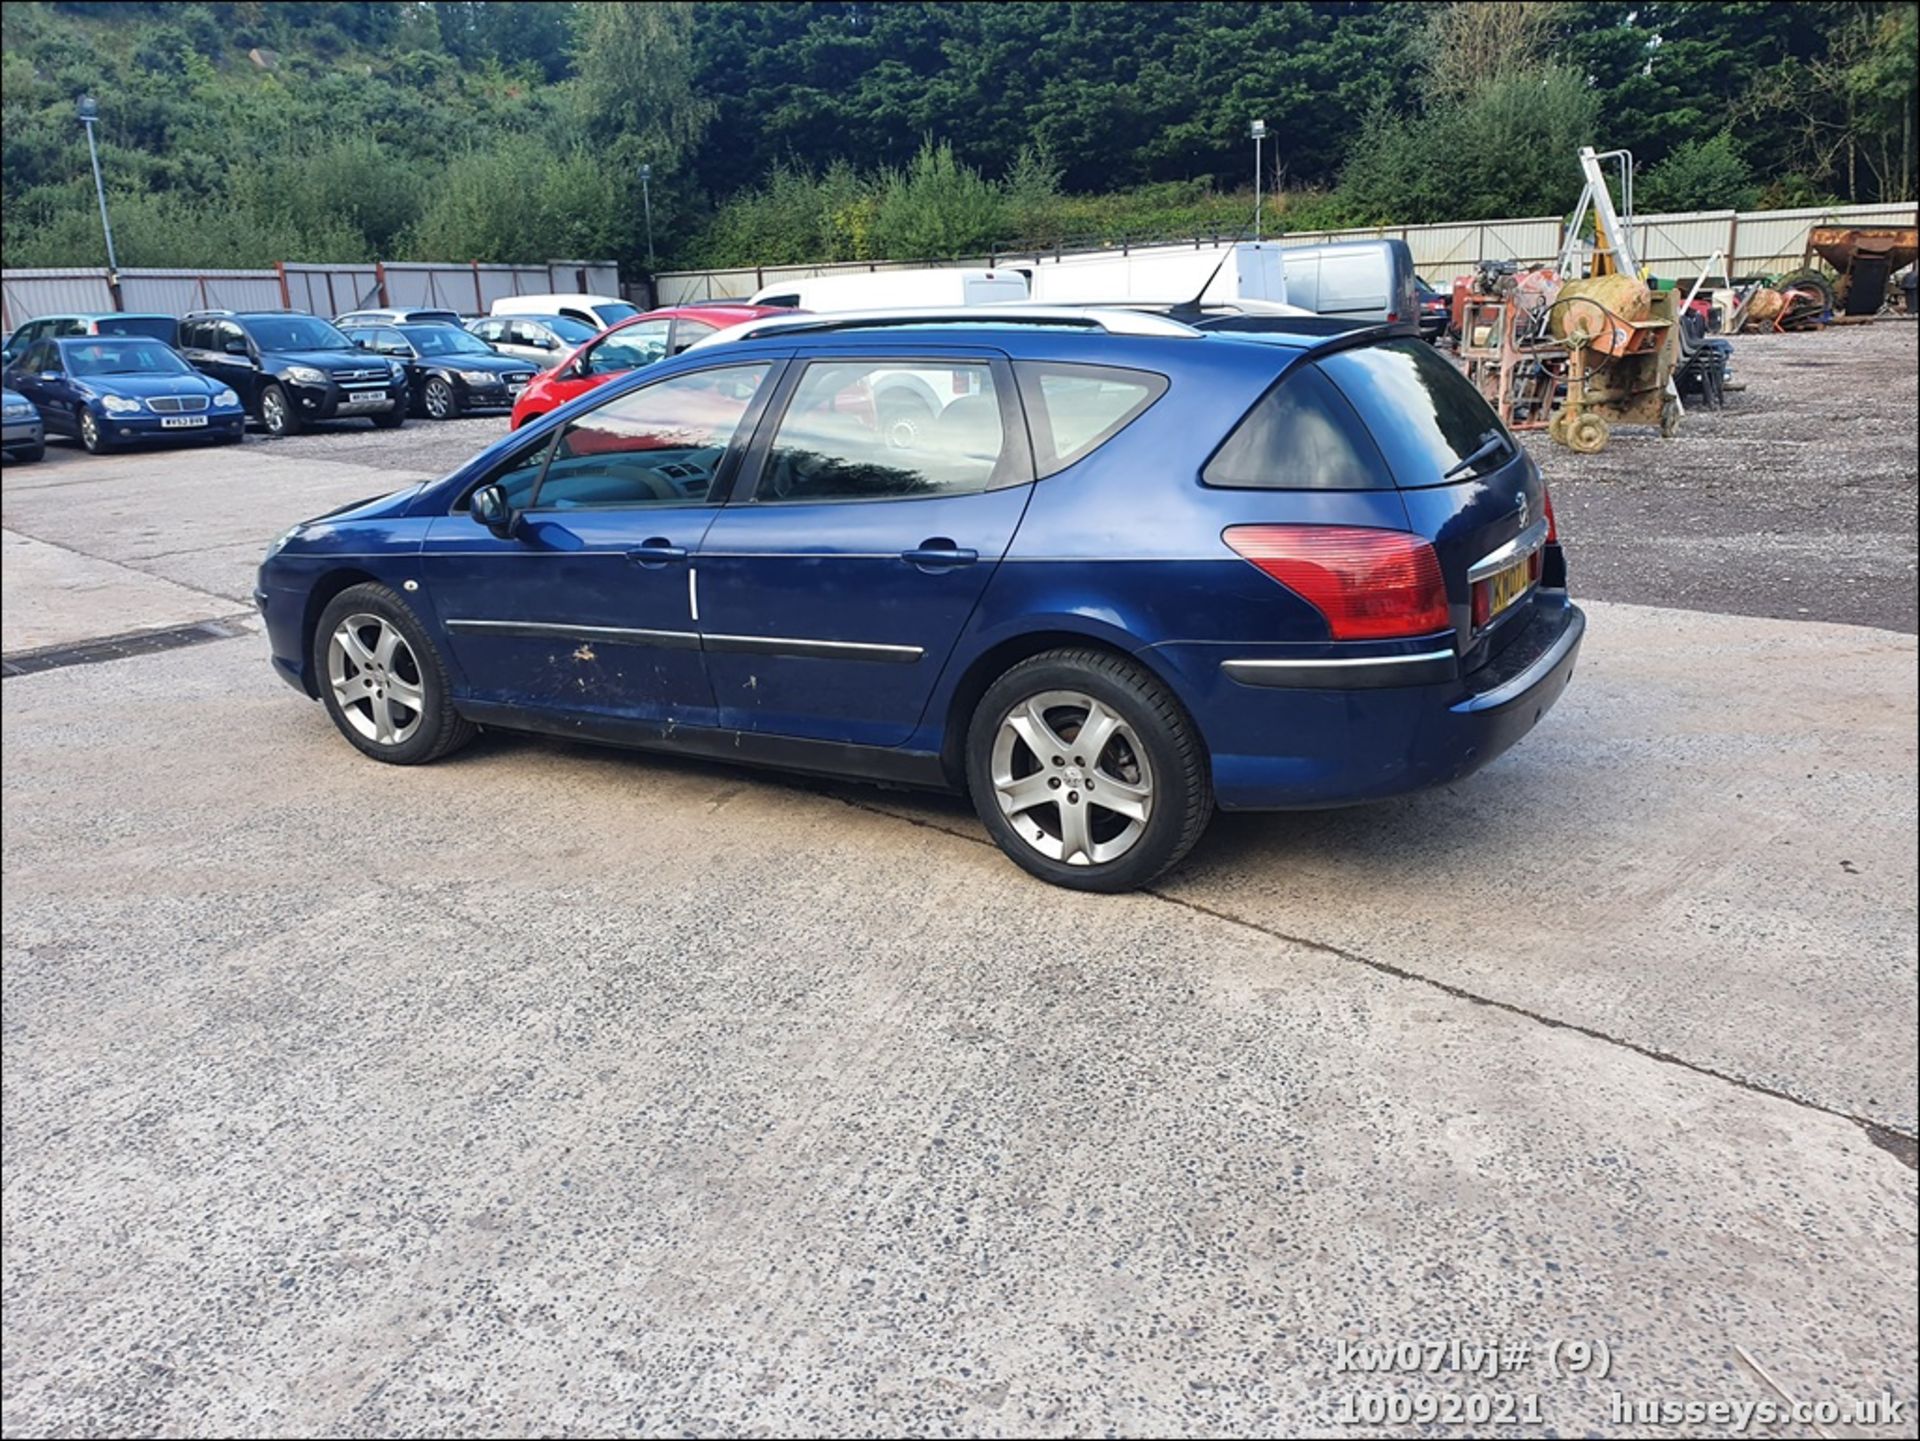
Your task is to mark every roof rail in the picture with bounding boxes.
[685,305,1202,351]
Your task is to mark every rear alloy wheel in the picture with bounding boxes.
[423,376,459,420]
[78,409,109,454]
[260,383,301,437]
[315,583,475,765]
[968,649,1212,892]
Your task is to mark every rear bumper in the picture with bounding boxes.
[1155,595,1585,810]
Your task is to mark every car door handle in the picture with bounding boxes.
[626,540,688,566]
[900,540,978,569]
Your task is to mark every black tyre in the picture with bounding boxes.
[77,409,111,454]
[314,583,476,766]
[966,648,1212,892]
[422,376,459,421]
[370,403,407,429]
[260,383,301,437]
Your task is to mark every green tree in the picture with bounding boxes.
[571,2,709,163]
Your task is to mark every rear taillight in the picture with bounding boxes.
[1224,525,1450,641]
[1543,486,1558,543]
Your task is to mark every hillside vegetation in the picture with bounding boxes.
[1,1,1912,274]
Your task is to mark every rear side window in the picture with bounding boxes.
[1202,362,1390,491]
[756,360,1011,502]
[1318,340,1506,488]
[1014,362,1167,478]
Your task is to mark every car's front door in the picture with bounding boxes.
[694,352,1033,747]
[420,360,781,727]
[8,342,73,433]
[185,320,260,408]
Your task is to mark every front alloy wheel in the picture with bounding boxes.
[992,691,1153,867]
[78,409,107,453]
[423,376,457,420]
[327,612,427,747]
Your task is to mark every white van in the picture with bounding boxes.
[1274,239,1416,326]
[749,268,1028,312]
[1022,242,1288,307]
[491,293,640,330]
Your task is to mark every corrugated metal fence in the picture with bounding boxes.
[1,259,620,331]
[652,202,1918,306]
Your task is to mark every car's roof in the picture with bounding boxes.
[22,311,172,322]
[616,303,788,329]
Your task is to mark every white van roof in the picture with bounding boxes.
[491,293,627,315]
[748,268,1027,309]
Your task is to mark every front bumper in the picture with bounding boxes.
[289,379,406,420]
[2,415,44,449]
[95,409,246,443]
[1154,594,1585,810]
[456,375,533,410]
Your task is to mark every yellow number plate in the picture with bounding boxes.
[1487,556,1532,619]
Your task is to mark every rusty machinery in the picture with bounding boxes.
[1452,146,1684,454]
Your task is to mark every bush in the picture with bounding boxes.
[869,140,1006,260]
[1339,66,1602,223]
[1637,131,1759,212]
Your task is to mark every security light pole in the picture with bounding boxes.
[77,95,120,281]
[639,163,656,272]
[1250,118,1268,242]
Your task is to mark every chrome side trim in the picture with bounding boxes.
[1222,648,1457,689]
[1467,517,1551,582]
[702,633,923,664]
[445,618,700,651]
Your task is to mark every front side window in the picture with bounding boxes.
[1014,362,1167,478]
[532,364,771,510]
[757,360,1009,503]
[584,321,669,376]
[215,321,250,356]
[371,328,411,357]
[1203,362,1390,491]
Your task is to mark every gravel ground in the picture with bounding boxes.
[1520,319,1919,633]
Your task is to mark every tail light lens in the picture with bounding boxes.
[1543,486,1558,543]
[1224,525,1450,640]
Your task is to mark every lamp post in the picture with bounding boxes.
[1250,118,1268,242]
[77,95,120,281]
[638,163,656,273]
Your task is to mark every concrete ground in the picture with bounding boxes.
[3,331,1916,1437]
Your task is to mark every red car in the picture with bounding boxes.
[508,303,789,429]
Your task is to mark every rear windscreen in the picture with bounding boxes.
[94,315,178,345]
[1317,339,1507,488]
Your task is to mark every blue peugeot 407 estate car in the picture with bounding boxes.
[256,307,1584,891]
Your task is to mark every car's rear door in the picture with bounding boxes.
[693,348,1033,747]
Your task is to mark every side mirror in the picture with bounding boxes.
[352,338,370,349]
[535,337,556,351]
[469,483,517,538]
[224,340,250,356]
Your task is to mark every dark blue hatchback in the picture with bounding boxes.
[257,309,1583,890]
